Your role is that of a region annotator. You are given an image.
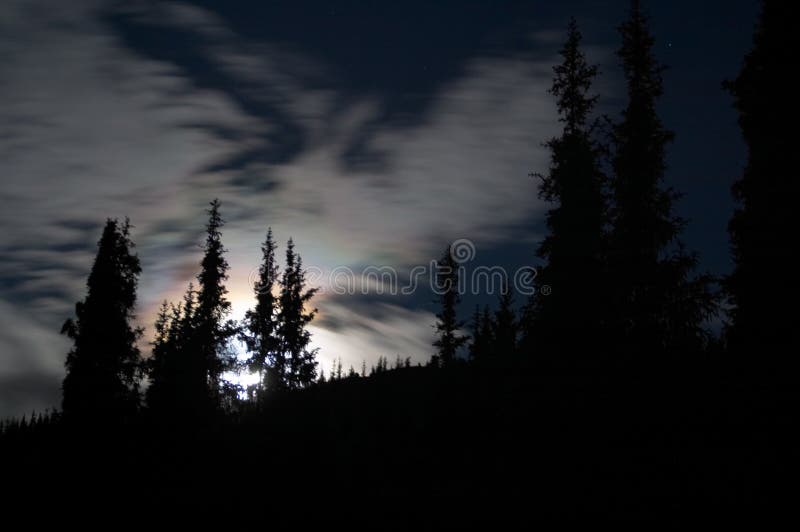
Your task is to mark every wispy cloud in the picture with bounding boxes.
[0,0,568,417]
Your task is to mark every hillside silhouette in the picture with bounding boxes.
[2,357,793,523]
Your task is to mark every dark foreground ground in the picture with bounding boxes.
[1,358,795,524]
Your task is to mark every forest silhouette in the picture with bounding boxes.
[1,1,794,523]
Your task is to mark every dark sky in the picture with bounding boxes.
[0,0,759,418]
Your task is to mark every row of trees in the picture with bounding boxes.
[433,3,713,367]
[319,355,413,383]
[430,250,519,367]
[527,4,718,361]
[60,200,319,423]
[46,0,791,427]
[433,0,787,368]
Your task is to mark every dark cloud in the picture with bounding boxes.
[105,4,311,179]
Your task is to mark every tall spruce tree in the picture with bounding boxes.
[194,199,237,407]
[609,1,714,356]
[242,228,281,394]
[479,306,494,357]
[724,0,795,359]
[529,18,608,358]
[277,238,319,390]
[468,306,481,360]
[493,283,518,357]
[432,245,467,366]
[468,305,493,360]
[61,218,142,423]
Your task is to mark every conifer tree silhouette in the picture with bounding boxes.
[493,282,518,357]
[432,245,467,366]
[242,228,281,395]
[277,238,319,390]
[724,0,794,359]
[468,306,486,360]
[144,300,174,411]
[469,305,497,360]
[61,218,142,423]
[145,286,198,415]
[146,201,236,416]
[480,306,494,356]
[608,1,715,357]
[528,18,608,360]
[193,199,237,408]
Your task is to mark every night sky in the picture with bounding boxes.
[0,0,759,418]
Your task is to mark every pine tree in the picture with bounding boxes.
[480,306,494,356]
[194,200,237,408]
[61,218,142,423]
[145,285,199,416]
[724,0,795,359]
[277,238,319,390]
[242,228,281,394]
[432,245,467,366]
[469,305,496,360]
[493,283,518,357]
[152,199,239,414]
[144,301,173,411]
[377,356,388,373]
[608,1,714,356]
[528,18,608,358]
[468,306,483,360]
